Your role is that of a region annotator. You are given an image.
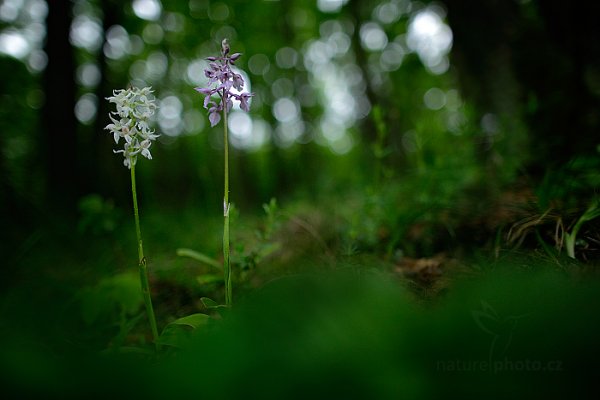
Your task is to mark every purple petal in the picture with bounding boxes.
[233,74,244,91]
[206,56,217,61]
[240,97,249,112]
[240,92,253,112]
[195,87,212,94]
[209,111,221,127]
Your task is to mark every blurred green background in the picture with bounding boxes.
[2,0,599,246]
[1,0,600,397]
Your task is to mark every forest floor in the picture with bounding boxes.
[1,185,599,398]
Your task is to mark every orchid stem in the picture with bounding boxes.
[223,95,232,307]
[131,162,160,349]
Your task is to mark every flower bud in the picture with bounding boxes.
[221,38,230,55]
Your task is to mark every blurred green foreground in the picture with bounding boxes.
[1,263,599,398]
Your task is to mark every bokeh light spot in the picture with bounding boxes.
[75,93,98,125]
[77,62,101,88]
[183,109,205,134]
[380,42,405,71]
[317,0,349,13]
[0,30,30,59]
[0,0,22,23]
[275,47,298,69]
[248,53,270,76]
[104,25,131,60]
[273,97,299,123]
[407,7,453,74]
[186,59,208,85]
[159,95,183,136]
[132,0,162,21]
[360,22,388,51]
[271,78,295,99]
[228,111,253,148]
[208,2,230,21]
[142,23,164,45]
[423,87,446,110]
[70,15,103,52]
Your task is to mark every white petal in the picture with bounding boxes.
[141,148,152,159]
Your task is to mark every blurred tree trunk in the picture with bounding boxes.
[347,0,379,144]
[442,0,600,178]
[92,0,127,203]
[42,1,78,212]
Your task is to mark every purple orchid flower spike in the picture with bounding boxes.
[194,39,252,307]
[195,39,254,127]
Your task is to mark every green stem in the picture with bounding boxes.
[131,162,160,348]
[565,201,600,259]
[565,233,576,259]
[223,99,232,306]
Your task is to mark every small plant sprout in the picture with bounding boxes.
[565,199,600,259]
[105,86,160,348]
[195,39,254,306]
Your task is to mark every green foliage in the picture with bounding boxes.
[261,197,279,239]
[78,272,146,350]
[78,272,142,326]
[77,194,121,235]
[231,197,282,273]
[536,156,600,210]
[201,297,231,318]
[505,155,600,260]
[157,313,211,349]
[176,248,221,270]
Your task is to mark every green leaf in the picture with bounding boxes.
[176,248,222,270]
[167,313,211,329]
[262,197,277,215]
[196,274,223,285]
[214,305,231,319]
[580,200,600,224]
[257,242,281,262]
[157,327,190,348]
[201,297,219,309]
[200,297,231,318]
[157,313,211,348]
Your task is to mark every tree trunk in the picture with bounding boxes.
[42,1,78,212]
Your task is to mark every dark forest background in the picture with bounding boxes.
[1,0,597,222]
